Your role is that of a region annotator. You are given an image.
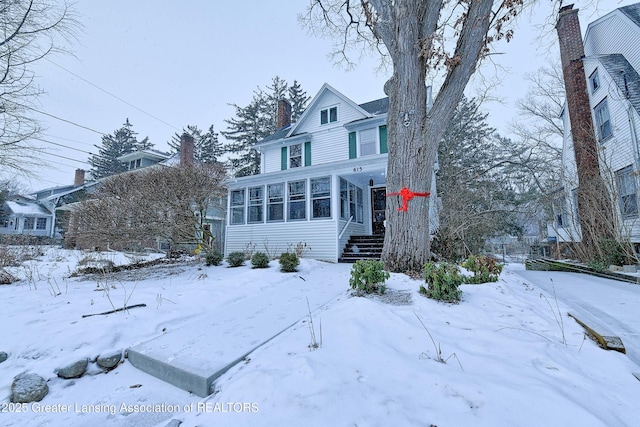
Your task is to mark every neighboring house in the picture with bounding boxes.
[224,83,438,262]
[551,3,640,249]
[42,138,226,251]
[0,195,54,237]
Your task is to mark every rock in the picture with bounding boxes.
[164,420,182,427]
[10,373,49,403]
[55,358,89,379]
[0,268,17,285]
[97,350,122,370]
[0,351,8,363]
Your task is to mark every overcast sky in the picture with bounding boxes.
[17,0,638,191]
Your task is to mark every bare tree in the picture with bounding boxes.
[69,163,226,253]
[304,1,531,272]
[0,0,77,177]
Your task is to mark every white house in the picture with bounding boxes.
[224,83,438,262]
[552,3,640,249]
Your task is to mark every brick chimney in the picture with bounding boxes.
[180,133,195,166]
[74,169,85,186]
[556,4,615,257]
[276,98,292,130]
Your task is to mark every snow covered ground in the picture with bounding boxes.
[0,247,638,427]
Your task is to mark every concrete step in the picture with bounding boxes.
[127,274,345,397]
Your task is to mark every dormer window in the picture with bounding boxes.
[320,106,338,125]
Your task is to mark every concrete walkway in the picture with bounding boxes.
[128,272,347,397]
[509,264,640,370]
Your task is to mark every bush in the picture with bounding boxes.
[279,252,299,272]
[462,255,502,284]
[597,238,637,266]
[205,250,223,266]
[349,260,389,296]
[226,251,246,267]
[251,251,270,269]
[421,262,463,303]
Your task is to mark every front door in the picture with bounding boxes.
[371,187,386,235]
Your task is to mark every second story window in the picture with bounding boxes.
[589,69,600,93]
[594,98,612,142]
[359,128,377,156]
[320,106,338,125]
[129,159,141,170]
[289,144,302,168]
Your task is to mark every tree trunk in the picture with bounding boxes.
[380,0,493,272]
[381,3,431,273]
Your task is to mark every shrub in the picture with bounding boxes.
[462,255,502,284]
[349,260,389,296]
[205,250,223,266]
[421,262,463,303]
[226,251,246,267]
[279,252,299,272]
[251,251,270,269]
[597,238,637,266]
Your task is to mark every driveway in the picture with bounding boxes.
[507,263,640,369]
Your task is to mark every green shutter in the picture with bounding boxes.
[348,132,357,159]
[379,125,388,154]
[304,141,311,166]
[281,146,287,170]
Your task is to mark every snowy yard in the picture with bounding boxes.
[0,247,637,427]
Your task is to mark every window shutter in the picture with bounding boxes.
[379,125,388,154]
[281,146,287,170]
[304,141,311,166]
[348,132,357,159]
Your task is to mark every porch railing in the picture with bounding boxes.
[338,215,354,240]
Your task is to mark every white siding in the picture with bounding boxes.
[295,91,366,135]
[262,90,368,173]
[226,221,338,262]
[585,13,640,72]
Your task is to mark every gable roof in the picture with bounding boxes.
[256,85,387,147]
[285,83,373,138]
[4,200,52,216]
[596,53,640,116]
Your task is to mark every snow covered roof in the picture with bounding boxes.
[620,3,640,28]
[597,53,640,116]
[4,200,52,216]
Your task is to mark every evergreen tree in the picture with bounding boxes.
[168,124,223,164]
[222,76,309,177]
[435,97,526,259]
[288,80,311,122]
[88,119,153,179]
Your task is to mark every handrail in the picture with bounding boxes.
[338,216,354,240]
